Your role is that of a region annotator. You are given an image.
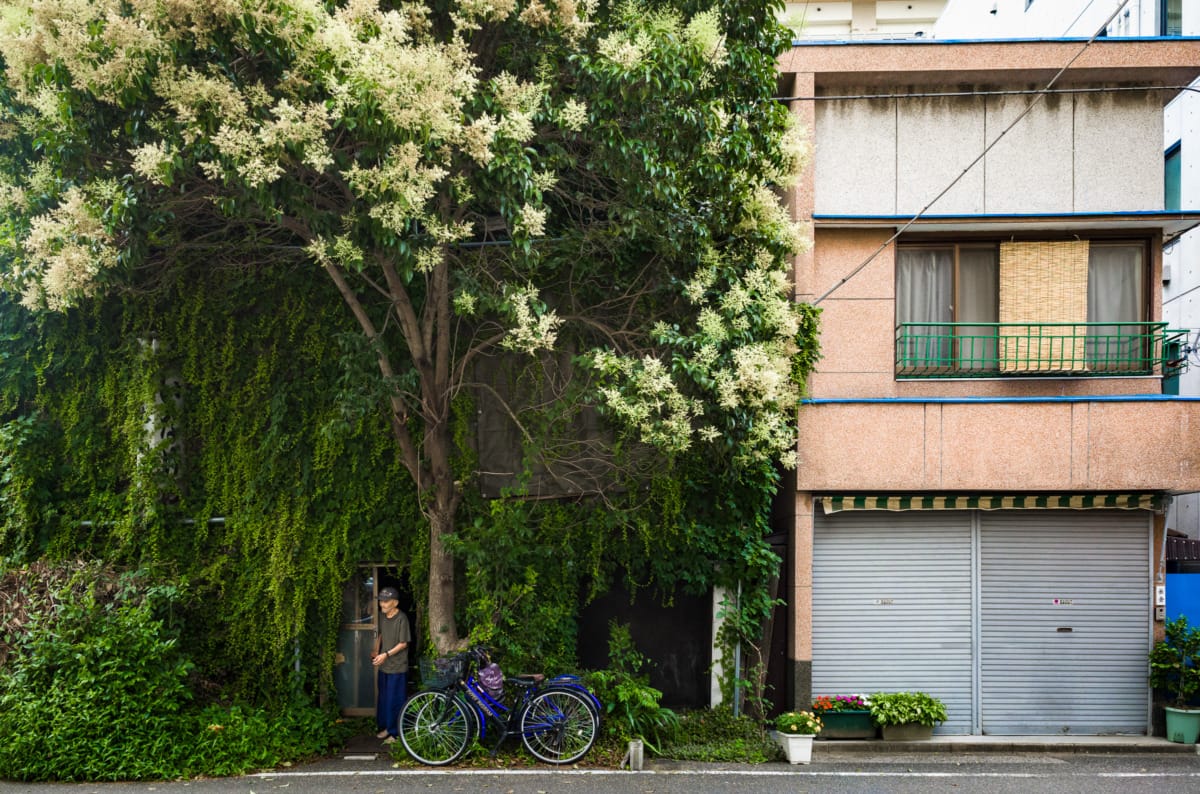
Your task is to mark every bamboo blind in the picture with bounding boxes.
[998,240,1089,371]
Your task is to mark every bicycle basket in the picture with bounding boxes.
[419,656,465,689]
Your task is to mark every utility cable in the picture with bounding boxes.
[808,0,1131,306]
[1063,0,1110,38]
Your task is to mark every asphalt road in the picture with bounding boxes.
[4,751,1200,794]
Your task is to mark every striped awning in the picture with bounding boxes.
[819,493,1162,514]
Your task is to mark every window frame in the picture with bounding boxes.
[1165,141,1182,212]
[895,235,1153,378]
[1161,0,1183,37]
[895,242,999,374]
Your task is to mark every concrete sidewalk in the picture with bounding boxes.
[806,734,1199,754]
[340,731,1199,769]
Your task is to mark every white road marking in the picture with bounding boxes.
[251,768,1200,779]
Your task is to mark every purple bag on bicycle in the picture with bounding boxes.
[479,662,504,699]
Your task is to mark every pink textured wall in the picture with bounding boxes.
[796,400,1200,492]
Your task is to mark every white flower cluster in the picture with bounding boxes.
[739,184,810,256]
[347,142,449,235]
[490,72,544,145]
[463,114,501,165]
[130,141,174,186]
[458,0,520,23]
[0,177,27,213]
[502,285,562,354]
[558,99,588,132]
[453,291,477,317]
[152,64,250,132]
[590,236,806,468]
[597,29,648,69]
[683,9,726,65]
[16,185,118,310]
[320,12,478,142]
[515,204,547,237]
[773,114,813,185]
[0,0,164,104]
[593,352,704,455]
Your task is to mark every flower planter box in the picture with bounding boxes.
[880,722,934,741]
[771,731,814,764]
[816,710,876,740]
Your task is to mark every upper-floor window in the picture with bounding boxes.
[896,244,998,372]
[1162,0,1183,36]
[895,239,1163,378]
[1166,142,1182,210]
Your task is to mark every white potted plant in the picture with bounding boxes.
[771,710,822,764]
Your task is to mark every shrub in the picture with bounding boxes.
[868,691,948,728]
[658,705,778,763]
[0,582,196,780]
[585,621,679,751]
[0,566,346,781]
[1148,616,1200,709]
[182,700,351,778]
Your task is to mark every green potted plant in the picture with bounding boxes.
[771,711,821,764]
[811,694,875,739]
[1148,616,1200,744]
[868,691,947,740]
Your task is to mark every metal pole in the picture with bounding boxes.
[732,581,742,718]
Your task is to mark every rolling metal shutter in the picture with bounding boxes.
[813,510,974,735]
[979,511,1150,735]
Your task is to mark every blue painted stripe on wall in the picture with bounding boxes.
[803,396,1200,404]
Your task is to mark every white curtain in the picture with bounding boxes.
[956,247,998,369]
[897,248,953,366]
[1087,244,1145,367]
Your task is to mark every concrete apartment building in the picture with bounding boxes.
[935,0,1200,543]
[777,29,1200,734]
[782,0,946,39]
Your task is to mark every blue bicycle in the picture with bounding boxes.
[398,647,601,766]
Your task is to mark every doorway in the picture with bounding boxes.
[333,564,417,716]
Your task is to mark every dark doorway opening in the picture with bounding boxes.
[578,582,711,708]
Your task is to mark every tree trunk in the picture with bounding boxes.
[426,503,462,655]
[319,253,469,655]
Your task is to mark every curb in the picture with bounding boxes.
[809,739,1199,755]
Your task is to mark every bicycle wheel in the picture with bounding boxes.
[542,684,601,733]
[399,690,473,766]
[519,688,597,764]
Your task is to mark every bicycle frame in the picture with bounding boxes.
[402,647,602,765]
[453,666,601,752]
[457,672,539,750]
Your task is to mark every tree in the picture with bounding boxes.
[0,0,811,654]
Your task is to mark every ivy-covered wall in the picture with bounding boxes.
[0,263,423,701]
[0,260,817,706]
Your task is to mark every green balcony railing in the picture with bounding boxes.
[896,322,1190,379]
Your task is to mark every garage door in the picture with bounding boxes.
[979,511,1150,734]
[813,510,974,734]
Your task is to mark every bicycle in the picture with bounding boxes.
[398,646,602,766]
